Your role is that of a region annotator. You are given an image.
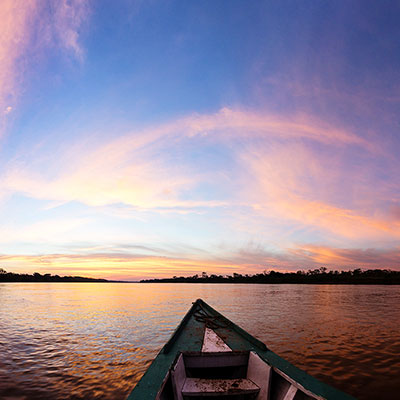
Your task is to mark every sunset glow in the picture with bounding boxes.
[1,1,400,279]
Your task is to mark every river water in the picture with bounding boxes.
[0,283,399,399]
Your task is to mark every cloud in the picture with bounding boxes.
[137,107,371,149]
[0,217,90,244]
[242,141,400,241]
[389,204,400,221]
[1,106,399,257]
[51,0,89,60]
[289,245,400,269]
[2,154,202,210]
[1,243,399,281]
[0,0,90,135]
[1,107,372,211]
[215,242,400,271]
[0,0,36,133]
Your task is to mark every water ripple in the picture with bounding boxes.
[0,283,399,399]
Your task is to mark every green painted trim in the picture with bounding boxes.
[127,299,355,400]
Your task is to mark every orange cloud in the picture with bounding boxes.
[255,194,400,240]
[243,142,400,240]
[2,153,212,210]
[289,245,400,268]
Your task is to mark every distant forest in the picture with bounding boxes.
[141,268,400,284]
[0,269,108,283]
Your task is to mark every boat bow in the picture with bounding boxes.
[127,299,354,400]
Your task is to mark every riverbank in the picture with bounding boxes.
[141,268,400,285]
[0,270,110,283]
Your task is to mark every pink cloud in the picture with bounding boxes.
[0,0,90,136]
[152,107,372,150]
[217,242,400,271]
[2,107,398,260]
[51,0,89,60]
[0,0,36,133]
[1,107,372,211]
[242,141,400,241]
[289,245,400,269]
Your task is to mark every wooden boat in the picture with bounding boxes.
[127,299,354,400]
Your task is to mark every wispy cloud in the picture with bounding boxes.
[51,0,89,60]
[0,217,90,243]
[242,141,400,241]
[1,107,372,211]
[1,106,399,268]
[288,245,400,269]
[214,242,400,271]
[0,0,36,133]
[133,107,371,149]
[0,0,90,135]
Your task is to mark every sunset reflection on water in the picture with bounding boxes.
[0,283,399,399]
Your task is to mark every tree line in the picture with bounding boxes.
[141,268,400,284]
[0,269,108,283]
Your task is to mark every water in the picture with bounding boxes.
[0,283,399,400]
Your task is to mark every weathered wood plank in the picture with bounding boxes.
[202,327,232,352]
[182,378,260,396]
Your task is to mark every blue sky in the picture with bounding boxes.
[1,1,399,279]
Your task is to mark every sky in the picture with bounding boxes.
[1,0,400,280]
